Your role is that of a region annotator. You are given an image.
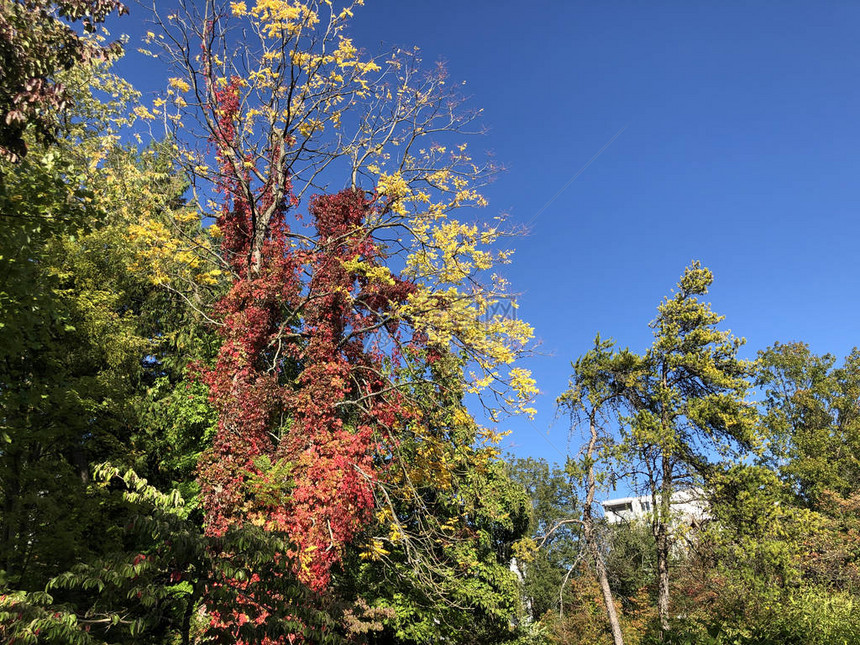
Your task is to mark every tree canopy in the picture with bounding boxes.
[1,2,859,644]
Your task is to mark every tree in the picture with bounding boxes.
[0,50,230,642]
[345,452,532,643]
[557,336,630,645]
[0,0,127,161]
[506,456,580,620]
[0,2,538,641]
[645,342,860,644]
[124,0,537,639]
[619,263,757,634]
[135,0,538,409]
[572,263,757,637]
[0,60,154,590]
[757,342,860,506]
[670,461,860,645]
[754,343,860,593]
[0,465,339,645]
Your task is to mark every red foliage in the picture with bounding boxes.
[196,72,418,616]
[272,190,417,589]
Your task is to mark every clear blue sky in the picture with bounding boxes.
[116,2,860,464]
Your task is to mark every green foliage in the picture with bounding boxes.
[610,263,757,632]
[343,457,532,643]
[650,583,860,645]
[0,53,224,645]
[507,457,581,619]
[0,129,205,597]
[1,464,339,644]
[757,342,860,506]
[604,522,656,609]
[624,262,758,485]
[703,465,815,589]
[0,589,101,645]
[0,0,127,161]
[0,141,139,589]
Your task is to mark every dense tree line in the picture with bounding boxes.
[0,2,857,644]
[0,1,536,642]
[509,267,860,644]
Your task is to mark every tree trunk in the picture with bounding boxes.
[655,524,671,635]
[655,363,672,638]
[655,455,673,637]
[583,413,625,645]
[1,448,21,580]
[586,530,625,645]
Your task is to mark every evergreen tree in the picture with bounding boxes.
[569,263,757,636]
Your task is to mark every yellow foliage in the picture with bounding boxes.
[512,536,538,563]
[252,0,319,38]
[132,105,155,120]
[150,0,537,423]
[168,77,191,93]
[359,539,390,561]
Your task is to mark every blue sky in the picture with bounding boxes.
[115,2,860,465]
[348,1,860,462]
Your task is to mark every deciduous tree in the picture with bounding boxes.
[125,1,537,639]
[757,342,860,506]
[0,0,127,161]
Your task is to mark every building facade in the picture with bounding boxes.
[601,489,707,526]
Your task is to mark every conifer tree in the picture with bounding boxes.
[571,263,757,636]
[625,262,757,634]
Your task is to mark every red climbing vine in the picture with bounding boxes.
[196,76,418,599]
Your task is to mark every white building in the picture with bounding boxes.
[601,489,707,526]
